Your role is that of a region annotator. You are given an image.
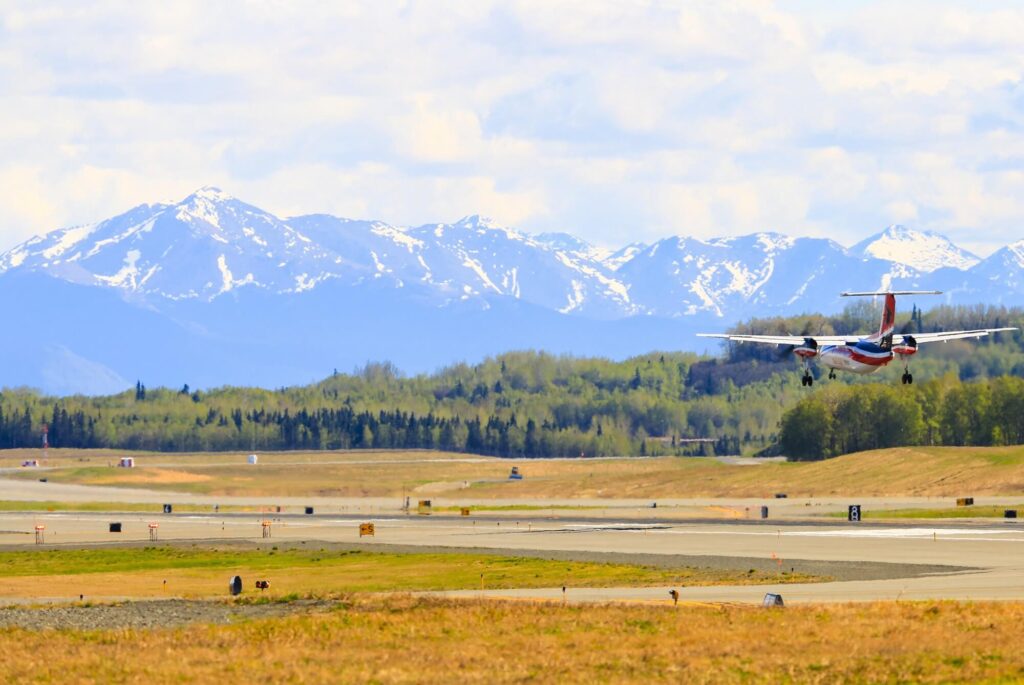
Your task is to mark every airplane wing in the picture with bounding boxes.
[696,333,855,346]
[910,328,1018,344]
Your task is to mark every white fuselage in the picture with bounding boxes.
[818,342,895,375]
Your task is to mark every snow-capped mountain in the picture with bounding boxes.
[288,215,634,317]
[604,232,933,320]
[0,189,633,317]
[0,187,1021,394]
[0,188,1018,320]
[928,240,1024,303]
[0,188,342,299]
[852,225,980,273]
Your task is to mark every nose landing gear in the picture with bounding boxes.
[827,369,836,380]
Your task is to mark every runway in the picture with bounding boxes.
[3,470,1023,605]
[3,477,1022,521]
[2,502,1023,603]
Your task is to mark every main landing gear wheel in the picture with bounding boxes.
[901,372,914,385]
[801,373,814,387]
[828,370,836,380]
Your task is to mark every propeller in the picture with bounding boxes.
[896,319,918,350]
[775,343,796,359]
[775,324,816,360]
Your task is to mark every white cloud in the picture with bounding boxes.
[0,0,1022,255]
[393,98,483,162]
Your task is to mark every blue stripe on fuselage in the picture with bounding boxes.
[853,340,889,355]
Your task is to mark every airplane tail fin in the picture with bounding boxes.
[840,290,941,350]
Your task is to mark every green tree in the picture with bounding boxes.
[780,397,832,460]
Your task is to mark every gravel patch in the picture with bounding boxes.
[0,598,337,631]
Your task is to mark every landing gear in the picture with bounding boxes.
[827,370,836,380]
[901,367,914,385]
[801,371,814,387]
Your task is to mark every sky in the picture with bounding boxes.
[0,0,1022,256]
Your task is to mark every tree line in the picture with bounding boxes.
[0,352,747,457]
[780,374,1024,460]
[0,301,1020,459]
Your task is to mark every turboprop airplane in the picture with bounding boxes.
[698,291,1017,387]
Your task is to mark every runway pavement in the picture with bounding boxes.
[2,506,1023,603]
[3,477,1022,520]
[1,477,1023,604]
[440,566,1024,604]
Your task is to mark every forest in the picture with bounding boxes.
[0,301,1021,459]
[779,375,1024,460]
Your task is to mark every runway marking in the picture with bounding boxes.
[648,528,1024,542]
[563,523,669,531]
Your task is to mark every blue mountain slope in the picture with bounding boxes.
[0,271,721,394]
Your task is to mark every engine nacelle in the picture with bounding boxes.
[892,335,918,356]
[794,337,818,358]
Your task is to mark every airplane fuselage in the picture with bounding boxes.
[818,341,896,375]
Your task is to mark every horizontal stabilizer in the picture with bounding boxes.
[841,290,942,297]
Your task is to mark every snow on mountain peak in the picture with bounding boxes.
[1003,240,1024,269]
[174,187,239,229]
[853,225,979,273]
[534,232,615,262]
[456,215,500,229]
[189,186,232,202]
[755,232,796,253]
[602,243,647,272]
[3,189,1021,321]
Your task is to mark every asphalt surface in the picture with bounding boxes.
[1,477,1023,605]
[4,476,1023,520]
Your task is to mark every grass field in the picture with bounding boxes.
[3,597,1024,683]
[0,547,816,600]
[827,504,1024,520]
[10,445,1024,499]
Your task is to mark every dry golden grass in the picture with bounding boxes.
[85,468,213,486]
[3,597,1024,683]
[10,445,1024,498]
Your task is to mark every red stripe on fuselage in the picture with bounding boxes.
[848,348,893,366]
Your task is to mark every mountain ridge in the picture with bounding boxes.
[2,187,1017,321]
[0,188,1021,394]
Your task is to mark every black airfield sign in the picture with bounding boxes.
[848,505,861,522]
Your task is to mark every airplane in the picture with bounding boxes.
[698,290,1018,387]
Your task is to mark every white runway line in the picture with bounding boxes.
[563,523,668,530]
[648,527,1024,542]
